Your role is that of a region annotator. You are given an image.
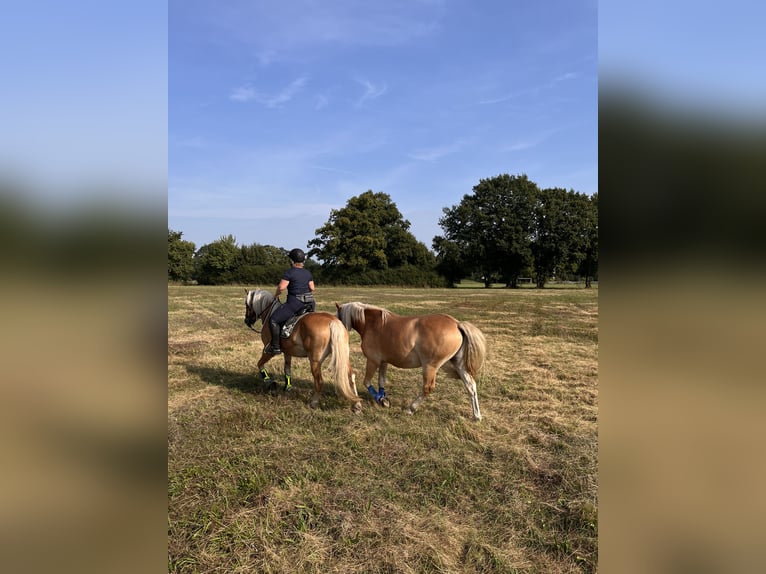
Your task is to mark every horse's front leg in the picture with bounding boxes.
[308,358,323,409]
[283,354,294,392]
[257,352,277,392]
[406,365,437,415]
[373,363,390,408]
[363,359,382,404]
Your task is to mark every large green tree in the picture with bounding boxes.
[168,229,195,282]
[193,234,240,285]
[531,187,594,288]
[435,174,539,288]
[309,191,431,271]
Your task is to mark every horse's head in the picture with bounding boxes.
[244,289,277,330]
[244,289,258,330]
[335,302,350,330]
[336,301,376,331]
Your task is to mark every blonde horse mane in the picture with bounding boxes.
[338,302,390,329]
[248,289,275,317]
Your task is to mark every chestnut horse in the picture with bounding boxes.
[336,302,486,420]
[244,289,360,411]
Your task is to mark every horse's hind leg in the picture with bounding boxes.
[308,359,323,409]
[406,365,437,415]
[455,362,482,421]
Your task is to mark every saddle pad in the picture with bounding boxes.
[281,312,310,338]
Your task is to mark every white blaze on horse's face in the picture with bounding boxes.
[244,290,257,328]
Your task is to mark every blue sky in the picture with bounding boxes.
[169,0,598,252]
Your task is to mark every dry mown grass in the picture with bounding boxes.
[168,285,598,573]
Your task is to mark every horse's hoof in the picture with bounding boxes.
[379,397,390,408]
[405,408,414,415]
[310,400,320,409]
[351,402,363,414]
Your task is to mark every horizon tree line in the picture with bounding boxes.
[168,174,598,288]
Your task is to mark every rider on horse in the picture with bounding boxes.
[265,248,315,355]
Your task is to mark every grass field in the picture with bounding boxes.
[168,285,598,573]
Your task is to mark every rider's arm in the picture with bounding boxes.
[275,279,289,299]
[308,280,315,293]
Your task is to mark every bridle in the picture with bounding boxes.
[245,292,279,333]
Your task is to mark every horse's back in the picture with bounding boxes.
[302,310,333,322]
[290,311,336,335]
[366,312,463,367]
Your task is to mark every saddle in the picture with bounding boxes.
[280,302,313,338]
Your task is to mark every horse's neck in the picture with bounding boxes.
[259,296,277,321]
[352,320,366,337]
[357,308,384,336]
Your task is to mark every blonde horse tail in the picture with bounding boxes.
[329,319,360,404]
[457,321,487,377]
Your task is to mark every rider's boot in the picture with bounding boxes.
[266,320,282,355]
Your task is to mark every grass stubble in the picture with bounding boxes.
[168,285,598,573]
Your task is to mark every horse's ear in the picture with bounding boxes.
[335,302,341,310]
[244,289,249,295]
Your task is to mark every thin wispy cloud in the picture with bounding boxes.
[477,95,513,106]
[476,72,580,106]
[256,50,277,67]
[230,85,256,102]
[504,140,539,152]
[553,72,578,83]
[230,77,308,107]
[501,126,567,153]
[355,79,388,108]
[257,76,308,107]
[174,135,206,148]
[315,94,329,110]
[408,139,467,162]
[309,164,357,175]
[475,85,537,106]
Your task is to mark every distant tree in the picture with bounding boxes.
[576,192,598,287]
[239,243,288,266]
[309,190,433,271]
[194,234,239,285]
[431,236,464,288]
[435,174,538,288]
[236,243,289,285]
[436,194,489,287]
[558,190,595,283]
[531,188,592,288]
[385,225,434,268]
[168,229,195,282]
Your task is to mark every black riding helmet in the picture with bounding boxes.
[288,248,306,263]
